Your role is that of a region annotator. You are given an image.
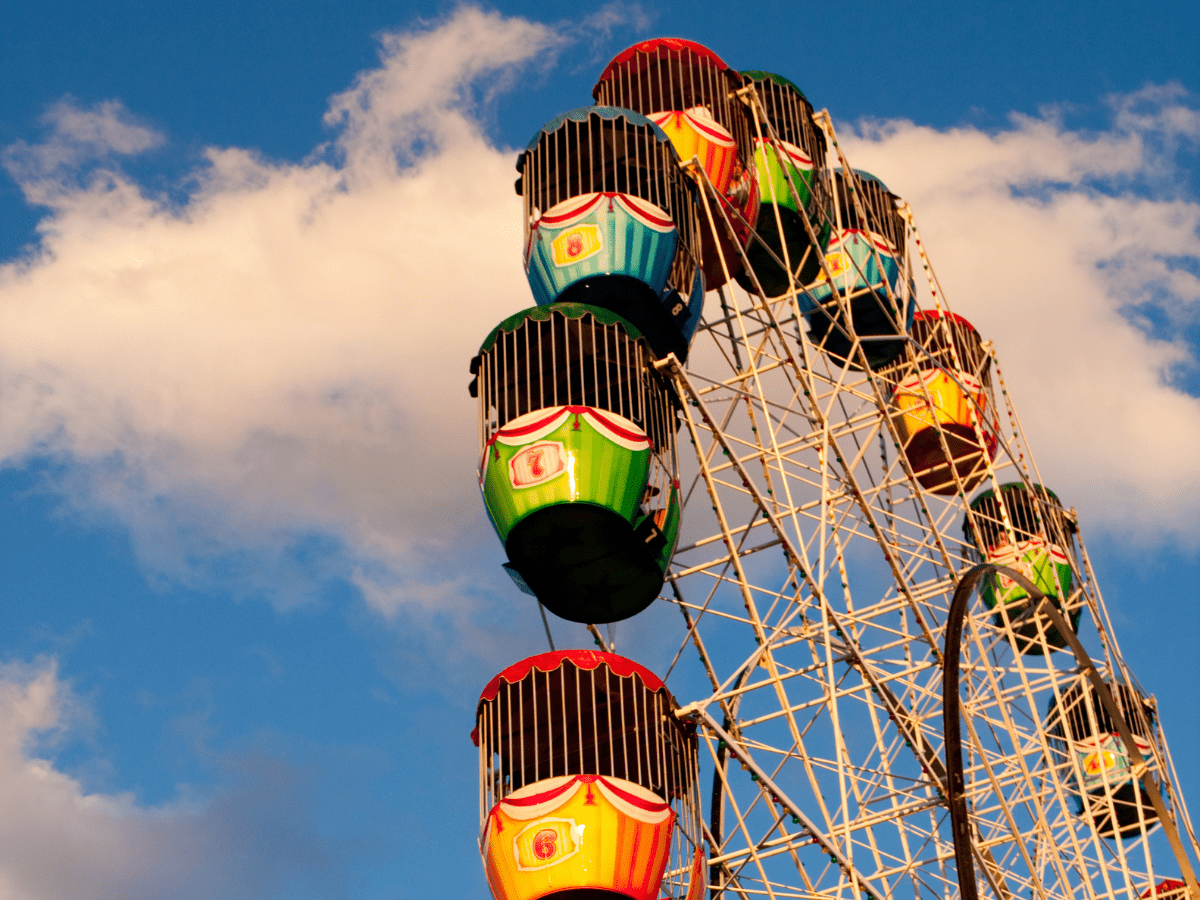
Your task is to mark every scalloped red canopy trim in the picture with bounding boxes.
[594,38,732,87]
[1140,881,1187,899]
[488,774,671,817]
[494,775,580,809]
[478,649,666,705]
[913,308,978,332]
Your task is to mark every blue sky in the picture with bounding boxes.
[1,2,1199,898]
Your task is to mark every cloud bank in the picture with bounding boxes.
[1,7,557,614]
[841,84,1200,540]
[0,657,345,900]
[2,10,1199,636]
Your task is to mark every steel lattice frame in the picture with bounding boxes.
[643,95,1200,900]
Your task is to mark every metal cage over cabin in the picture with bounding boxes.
[474,304,678,474]
[1142,880,1190,900]
[964,482,1076,561]
[742,71,827,168]
[801,168,915,369]
[473,650,703,900]
[592,38,752,166]
[516,107,703,359]
[472,304,681,624]
[593,39,758,290]
[832,169,907,253]
[736,70,832,297]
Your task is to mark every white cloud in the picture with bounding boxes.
[325,6,562,181]
[840,84,1200,543]
[0,658,343,900]
[1,99,165,208]
[0,7,560,611]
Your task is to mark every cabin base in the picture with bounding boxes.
[506,504,664,624]
[805,292,909,371]
[736,208,825,298]
[902,425,991,495]
[991,595,1082,656]
[697,177,758,290]
[1082,780,1160,839]
[556,275,689,361]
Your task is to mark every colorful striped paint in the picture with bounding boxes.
[480,406,650,542]
[982,539,1080,654]
[524,192,678,307]
[892,369,999,494]
[802,228,901,311]
[751,137,814,217]
[647,108,738,193]
[482,775,675,900]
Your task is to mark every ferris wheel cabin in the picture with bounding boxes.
[964,483,1082,655]
[1141,881,1189,900]
[801,169,914,370]
[735,71,832,298]
[1045,676,1161,839]
[471,304,681,624]
[593,38,759,289]
[881,310,999,495]
[473,650,702,900]
[517,107,705,361]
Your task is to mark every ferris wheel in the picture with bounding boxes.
[466,37,1200,900]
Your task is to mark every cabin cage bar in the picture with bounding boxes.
[909,312,992,384]
[1142,881,1189,900]
[474,653,703,863]
[964,483,1077,561]
[743,71,831,219]
[593,40,753,166]
[874,311,995,405]
[829,168,908,268]
[518,110,701,297]
[476,305,679,496]
[747,74,826,166]
[1049,680,1156,749]
[475,661,698,797]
